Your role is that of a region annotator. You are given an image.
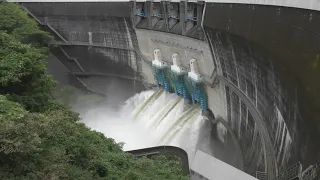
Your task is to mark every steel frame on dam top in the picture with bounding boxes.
[131,0,206,40]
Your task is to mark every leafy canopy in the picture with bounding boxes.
[0,96,188,180]
[0,2,52,46]
[0,2,55,112]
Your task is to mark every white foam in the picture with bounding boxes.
[81,90,211,164]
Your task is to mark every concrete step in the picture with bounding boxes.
[51,47,84,73]
[63,60,83,73]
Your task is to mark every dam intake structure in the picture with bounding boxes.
[152,49,208,110]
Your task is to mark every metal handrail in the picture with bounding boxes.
[20,4,69,44]
[59,47,85,73]
[151,14,163,18]
[169,15,179,20]
[135,12,146,17]
[186,17,197,21]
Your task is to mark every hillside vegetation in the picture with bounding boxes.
[0,2,188,180]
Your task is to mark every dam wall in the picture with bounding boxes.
[22,2,144,77]
[21,2,131,18]
[204,4,320,140]
[204,3,320,168]
[20,1,320,179]
[205,29,304,175]
[22,2,147,103]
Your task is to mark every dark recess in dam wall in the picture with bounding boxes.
[22,2,146,105]
[61,46,136,75]
[47,48,145,106]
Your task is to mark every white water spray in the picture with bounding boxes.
[81,89,212,162]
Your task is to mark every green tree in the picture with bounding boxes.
[0,2,54,112]
[0,31,55,112]
[0,2,52,47]
[0,96,188,180]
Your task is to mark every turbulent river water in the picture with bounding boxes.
[81,89,213,162]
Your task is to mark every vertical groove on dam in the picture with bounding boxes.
[205,28,305,177]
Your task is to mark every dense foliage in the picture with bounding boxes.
[0,2,188,180]
[0,2,55,112]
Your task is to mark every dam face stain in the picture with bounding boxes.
[204,3,320,166]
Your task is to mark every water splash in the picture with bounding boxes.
[81,89,212,163]
[132,89,164,120]
[157,106,199,145]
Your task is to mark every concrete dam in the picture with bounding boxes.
[19,1,320,180]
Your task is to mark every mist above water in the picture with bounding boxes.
[80,89,213,162]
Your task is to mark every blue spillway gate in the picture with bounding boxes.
[171,73,189,100]
[191,84,207,111]
[152,66,208,111]
[154,69,170,92]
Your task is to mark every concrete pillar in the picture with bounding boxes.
[146,0,152,29]
[188,58,203,82]
[171,53,186,74]
[172,53,181,66]
[135,2,143,27]
[151,2,162,28]
[152,49,167,68]
[185,3,195,33]
[130,0,136,27]
[197,1,205,40]
[168,2,179,31]
[161,1,169,32]
[180,0,187,35]
[190,58,199,74]
[154,49,162,61]
[88,32,92,45]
